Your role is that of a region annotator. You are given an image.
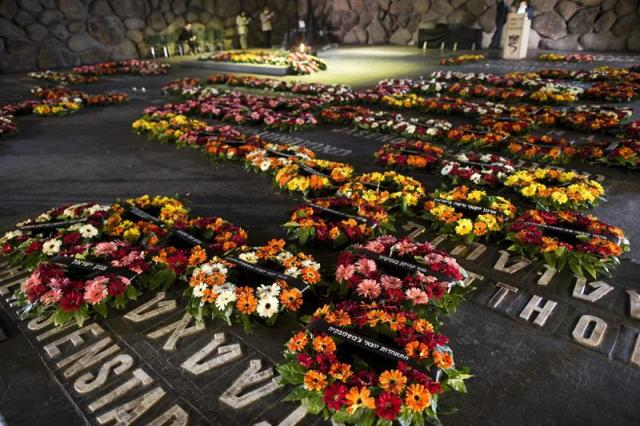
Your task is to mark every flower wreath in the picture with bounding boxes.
[538,53,595,63]
[274,159,355,196]
[277,302,470,425]
[440,54,485,65]
[477,115,534,135]
[283,198,391,247]
[1,203,110,269]
[503,169,605,210]
[558,105,632,134]
[446,126,508,150]
[15,241,149,326]
[578,139,640,170]
[104,195,189,244]
[203,131,266,160]
[506,135,577,165]
[353,111,452,142]
[440,151,515,187]
[244,143,316,174]
[374,141,444,171]
[338,172,426,212]
[132,112,208,144]
[423,186,516,242]
[529,84,583,104]
[147,216,249,286]
[186,239,321,331]
[174,124,244,150]
[321,106,372,125]
[335,235,468,316]
[507,209,629,278]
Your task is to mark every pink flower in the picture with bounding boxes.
[405,288,429,305]
[94,242,118,256]
[84,278,108,305]
[40,289,62,305]
[49,277,71,290]
[380,275,403,290]
[357,279,381,299]
[355,258,377,275]
[21,273,42,293]
[415,272,437,285]
[336,264,355,282]
[393,239,417,255]
[377,236,397,247]
[364,240,385,254]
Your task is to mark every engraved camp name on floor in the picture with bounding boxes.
[401,221,640,369]
[0,261,328,426]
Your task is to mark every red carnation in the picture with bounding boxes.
[375,392,402,420]
[107,277,127,297]
[59,291,83,312]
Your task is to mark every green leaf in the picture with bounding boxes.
[53,309,72,326]
[275,361,307,385]
[93,302,108,318]
[125,285,138,300]
[282,386,309,402]
[305,393,324,415]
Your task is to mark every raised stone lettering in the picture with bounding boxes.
[27,315,54,331]
[487,282,518,309]
[219,359,283,409]
[627,290,640,320]
[463,271,484,287]
[56,337,120,378]
[147,404,190,426]
[572,315,607,348]
[450,242,487,261]
[124,292,177,323]
[401,221,426,239]
[147,313,205,351]
[88,368,154,412]
[537,265,557,287]
[74,354,135,394]
[429,234,448,247]
[181,332,243,375]
[493,250,531,274]
[96,386,166,425]
[0,274,26,296]
[572,279,614,303]
[519,295,557,327]
[44,323,105,358]
[631,334,640,368]
[36,322,74,342]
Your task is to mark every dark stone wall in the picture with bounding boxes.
[0,0,299,72]
[302,0,640,51]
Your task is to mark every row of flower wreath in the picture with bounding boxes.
[27,60,171,85]
[130,107,628,280]
[0,86,129,138]
[199,73,640,138]
[351,110,640,170]
[1,197,475,423]
[1,195,325,331]
[163,76,640,171]
[385,68,640,102]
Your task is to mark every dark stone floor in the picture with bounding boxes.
[1,47,639,425]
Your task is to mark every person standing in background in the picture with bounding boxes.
[490,0,510,49]
[236,12,250,50]
[260,7,274,48]
[517,0,534,20]
[178,22,197,54]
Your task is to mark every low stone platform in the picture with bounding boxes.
[182,60,290,76]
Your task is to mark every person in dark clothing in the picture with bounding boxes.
[490,0,509,49]
[179,23,197,54]
[517,0,535,20]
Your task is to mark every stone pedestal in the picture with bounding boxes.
[502,13,530,59]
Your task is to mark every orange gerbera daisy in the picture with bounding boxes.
[405,383,431,412]
[329,362,353,382]
[405,341,430,360]
[379,369,407,394]
[287,331,309,352]
[312,335,337,353]
[280,288,303,311]
[345,386,375,414]
[303,370,327,391]
[433,351,454,370]
[413,319,434,333]
[300,267,321,284]
[325,309,352,327]
[188,246,207,266]
[236,290,257,314]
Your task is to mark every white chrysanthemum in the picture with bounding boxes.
[209,262,228,275]
[480,154,492,162]
[239,252,258,264]
[257,283,281,299]
[440,164,453,176]
[192,282,207,298]
[470,173,482,184]
[62,205,80,218]
[1,230,22,241]
[79,224,99,239]
[405,125,416,135]
[456,153,469,162]
[215,289,237,310]
[426,127,438,136]
[42,239,62,255]
[285,267,301,277]
[256,296,279,318]
[36,213,51,223]
[87,204,109,215]
[199,263,214,275]
[259,160,271,172]
[300,259,320,269]
[276,251,293,262]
